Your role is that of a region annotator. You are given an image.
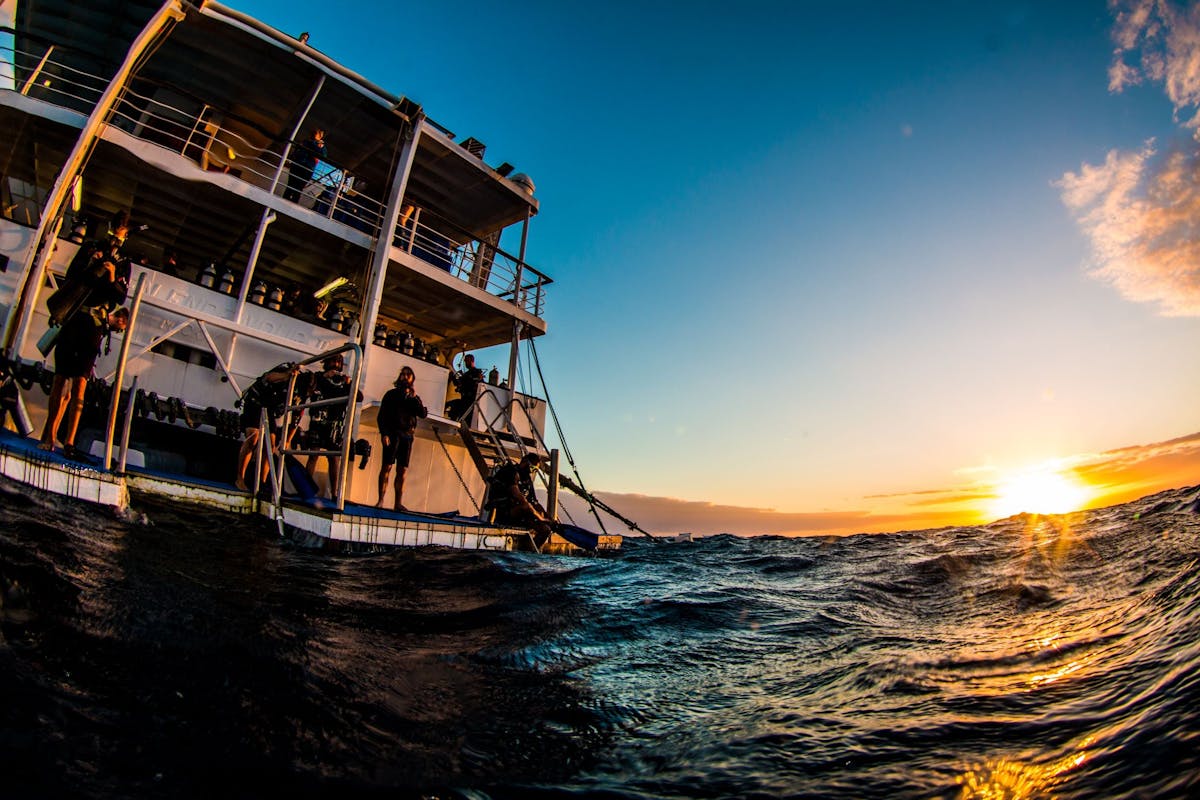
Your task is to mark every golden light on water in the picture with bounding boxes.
[989,466,1094,519]
[956,735,1097,799]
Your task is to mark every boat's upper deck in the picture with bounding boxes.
[2,0,549,350]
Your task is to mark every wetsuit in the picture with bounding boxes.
[377,385,426,467]
[447,365,484,420]
[240,363,295,433]
[487,460,543,524]
[53,307,110,379]
[47,237,127,325]
[308,371,353,449]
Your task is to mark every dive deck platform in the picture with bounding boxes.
[0,428,618,555]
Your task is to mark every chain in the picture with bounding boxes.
[432,426,480,514]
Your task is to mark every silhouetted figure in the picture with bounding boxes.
[305,353,360,498]
[283,127,327,203]
[486,452,554,549]
[39,306,130,459]
[377,366,426,511]
[235,362,301,490]
[447,353,484,421]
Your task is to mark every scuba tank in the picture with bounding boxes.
[199,262,217,288]
[401,331,414,356]
[249,280,267,305]
[386,330,400,350]
[267,285,283,311]
[329,307,345,332]
[68,218,88,244]
[488,366,499,385]
[373,324,388,347]
[218,268,236,294]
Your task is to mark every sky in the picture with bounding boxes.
[232,0,1200,536]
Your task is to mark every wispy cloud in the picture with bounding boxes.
[1059,142,1200,315]
[1073,430,1200,499]
[1109,0,1200,129]
[1059,1,1200,315]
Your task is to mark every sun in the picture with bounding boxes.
[990,467,1093,519]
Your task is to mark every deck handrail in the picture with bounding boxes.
[103,273,147,471]
[275,342,363,511]
[2,38,553,316]
[464,384,548,456]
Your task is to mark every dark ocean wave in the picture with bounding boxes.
[2,478,1200,797]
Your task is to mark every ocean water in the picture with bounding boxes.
[2,480,1199,799]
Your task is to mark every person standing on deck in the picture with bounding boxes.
[282,127,327,203]
[446,353,484,421]
[377,366,426,511]
[39,307,129,459]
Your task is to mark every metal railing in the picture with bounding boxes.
[1,38,551,316]
[463,384,548,458]
[273,343,363,512]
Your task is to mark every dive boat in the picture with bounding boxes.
[0,0,622,554]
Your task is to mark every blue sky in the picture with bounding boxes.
[236,0,1200,533]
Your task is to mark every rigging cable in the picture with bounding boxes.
[526,337,658,541]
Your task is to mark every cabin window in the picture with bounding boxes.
[151,340,217,370]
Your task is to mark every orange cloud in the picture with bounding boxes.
[1073,430,1200,504]
[1060,1,1200,315]
[1109,0,1200,131]
[1058,142,1200,316]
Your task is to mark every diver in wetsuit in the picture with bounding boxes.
[235,362,301,490]
[39,306,130,459]
[446,353,484,422]
[486,452,554,549]
[304,353,360,498]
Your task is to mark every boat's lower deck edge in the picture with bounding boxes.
[0,433,130,508]
[0,429,619,554]
[264,501,526,551]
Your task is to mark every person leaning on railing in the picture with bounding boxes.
[234,362,301,491]
[282,127,327,203]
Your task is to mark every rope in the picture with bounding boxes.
[432,426,480,513]
[527,338,658,540]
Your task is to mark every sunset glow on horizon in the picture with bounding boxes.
[987,465,1096,520]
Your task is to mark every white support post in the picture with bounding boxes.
[506,319,522,434]
[271,74,326,196]
[233,209,276,325]
[1,0,187,356]
[355,115,423,382]
[104,274,147,470]
[19,44,55,96]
